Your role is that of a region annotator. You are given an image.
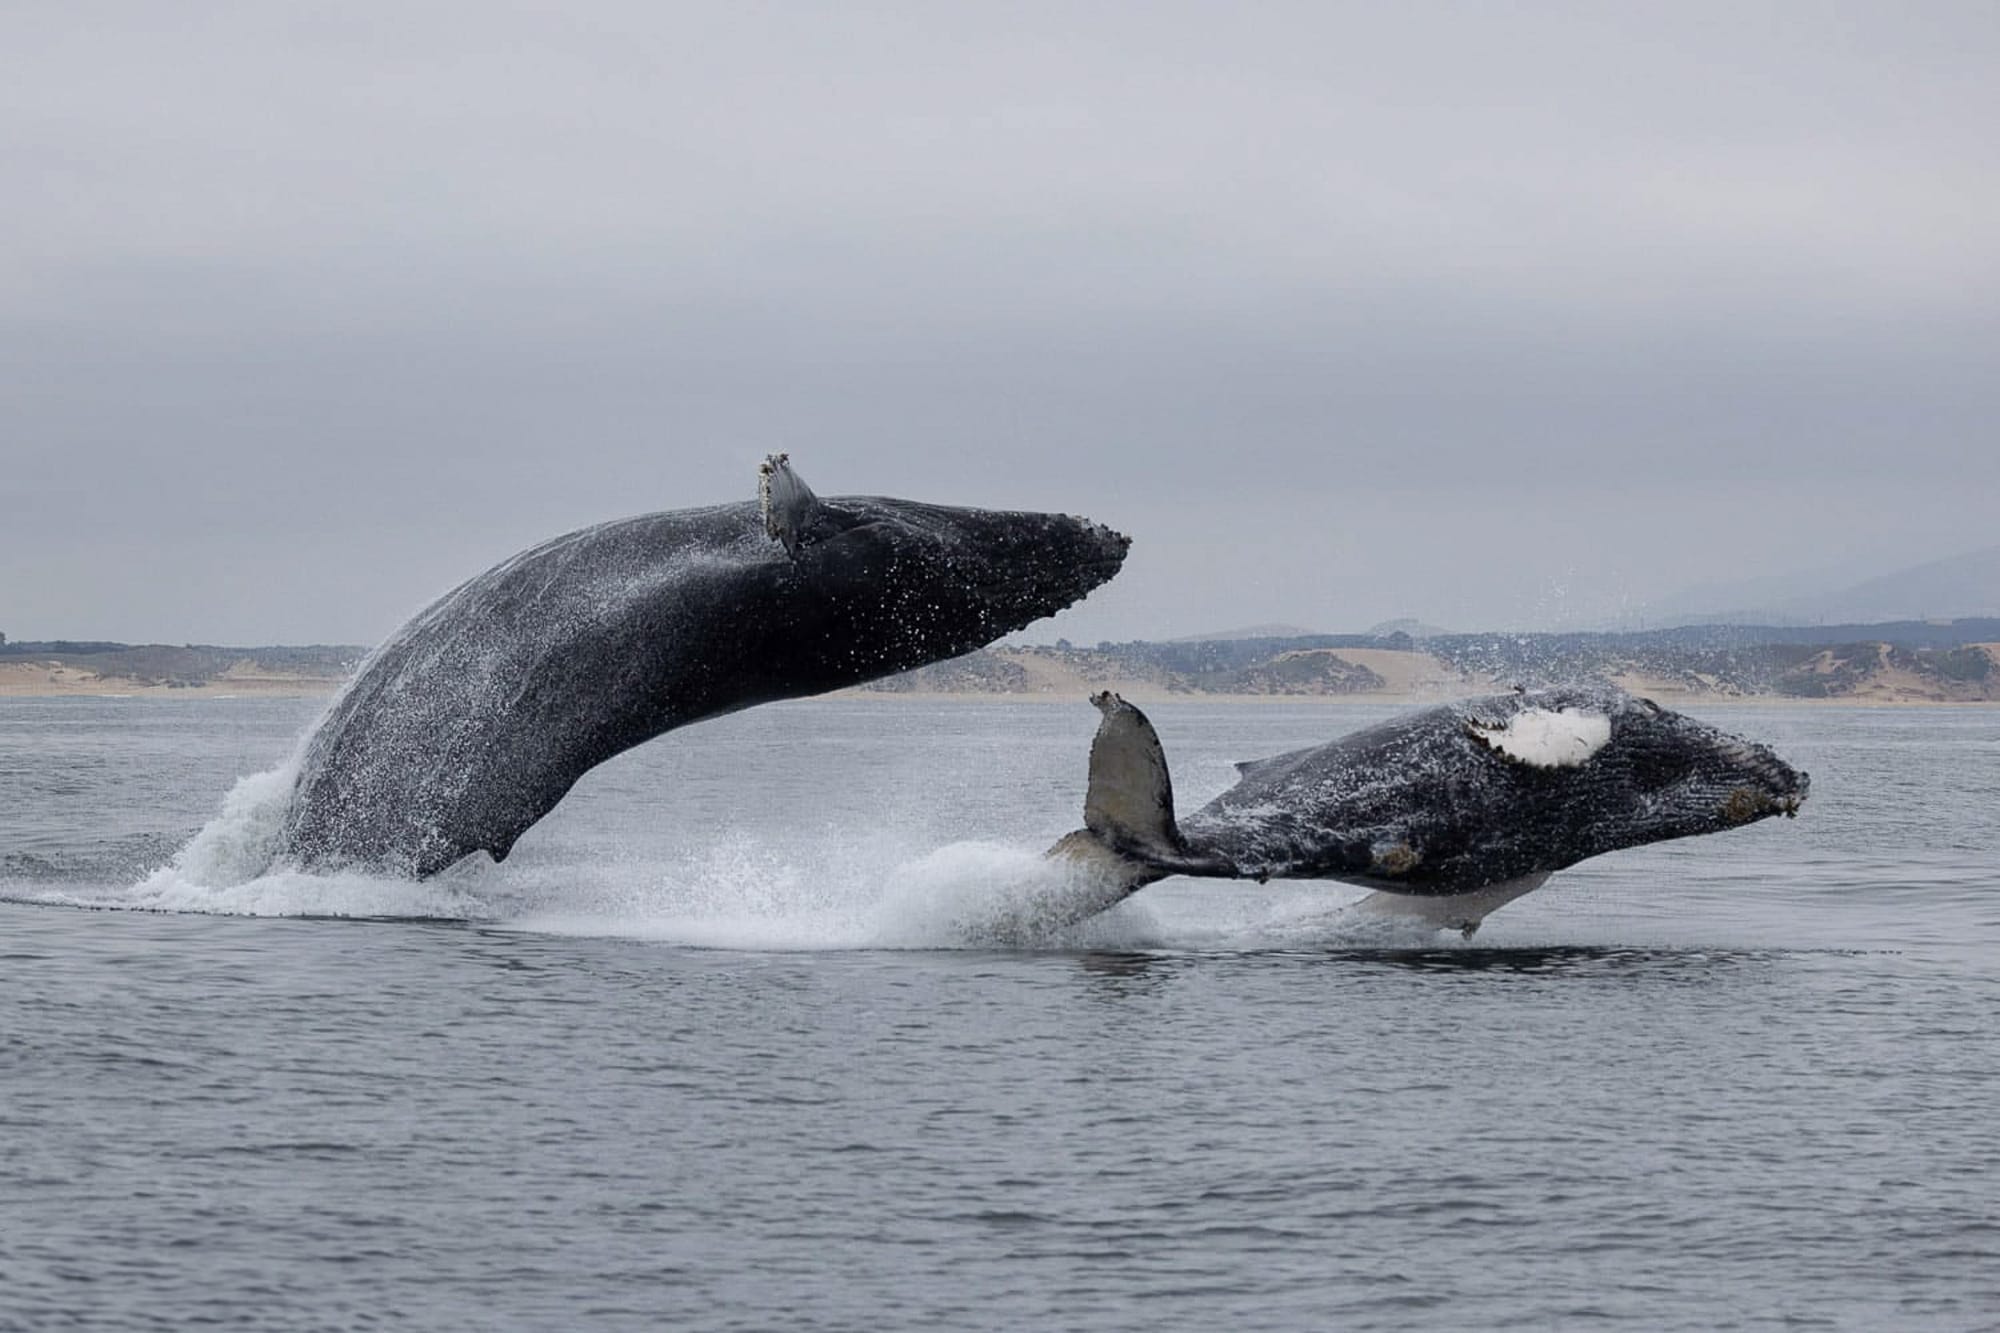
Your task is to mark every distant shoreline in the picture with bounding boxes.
[0,667,340,700]
[835,690,1999,708]
[4,625,1995,706]
[3,670,1993,708]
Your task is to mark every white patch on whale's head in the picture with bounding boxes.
[1467,706,1612,768]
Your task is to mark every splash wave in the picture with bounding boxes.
[9,756,1447,949]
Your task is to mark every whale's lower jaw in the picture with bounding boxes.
[1349,872,1554,939]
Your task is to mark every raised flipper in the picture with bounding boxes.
[1349,872,1553,939]
[758,453,823,558]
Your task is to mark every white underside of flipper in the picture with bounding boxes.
[1350,872,1553,938]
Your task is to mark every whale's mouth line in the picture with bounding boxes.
[972,556,1126,609]
[953,524,1130,607]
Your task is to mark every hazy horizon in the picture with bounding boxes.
[6,2,1995,645]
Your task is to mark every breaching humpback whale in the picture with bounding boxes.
[281,457,1129,876]
[1051,685,1808,934]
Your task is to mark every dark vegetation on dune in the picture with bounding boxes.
[873,620,2000,700]
[5,618,1997,699]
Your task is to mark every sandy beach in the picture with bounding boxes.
[0,661,342,700]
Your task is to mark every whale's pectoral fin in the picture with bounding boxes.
[1082,692,1185,861]
[1349,872,1553,938]
[759,453,824,558]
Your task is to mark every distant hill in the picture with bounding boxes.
[1424,620,2000,700]
[1645,545,2000,627]
[1790,545,2000,623]
[869,618,2000,702]
[1168,623,1323,642]
[1366,618,1456,640]
[1448,618,2000,653]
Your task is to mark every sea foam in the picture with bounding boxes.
[30,755,1449,950]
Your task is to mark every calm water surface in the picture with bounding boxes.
[2,696,1997,1330]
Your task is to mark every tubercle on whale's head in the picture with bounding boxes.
[784,494,1130,681]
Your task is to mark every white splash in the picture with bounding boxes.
[142,762,299,890]
[57,768,1477,949]
[504,839,1156,950]
[96,761,486,918]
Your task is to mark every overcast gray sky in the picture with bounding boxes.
[4,1,1995,645]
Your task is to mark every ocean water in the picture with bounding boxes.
[2,695,1996,1330]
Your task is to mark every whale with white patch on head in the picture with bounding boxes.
[1048,683,1809,935]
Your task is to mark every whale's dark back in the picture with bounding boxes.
[1179,685,1808,895]
[280,494,1129,876]
[282,504,784,875]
